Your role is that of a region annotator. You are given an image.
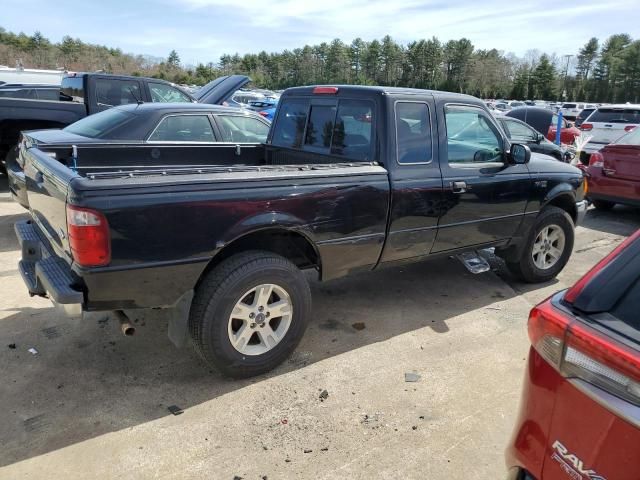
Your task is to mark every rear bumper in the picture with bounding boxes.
[15,219,84,315]
[7,164,29,208]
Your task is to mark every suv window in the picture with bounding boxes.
[95,78,141,107]
[148,115,215,142]
[36,88,60,100]
[61,76,84,103]
[216,115,269,143]
[504,119,537,141]
[445,105,503,166]
[149,82,192,103]
[589,108,640,124]
[395,102,432,164]
[563,103,577,109]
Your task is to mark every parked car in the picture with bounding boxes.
[495,102,511,113]
[559,102,585,120]
[0,72,198,172]
[586,125,640,210]
[258,107,276,121]
[580,104,640,160]
[506,228,640,480]
[6,103,271,207]
[0,83,61,100]
[509,101,526,108]
[574,107,595,127]
[15,85,586,378]
[507,107,581,145]
[247,97,278,112]
[497,116,570,162]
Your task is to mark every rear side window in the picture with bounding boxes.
[395,102,432,164]
[589,108,640,124]
[36,88,60,100]
[149,82,192,103]
[148,115,215,142]
[331,100,373,161]
[61,76,84,103]
[216,115,269,143]
[95,78,142,107]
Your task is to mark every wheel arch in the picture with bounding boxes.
[543,190,577,224]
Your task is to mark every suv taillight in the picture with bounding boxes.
[588,151,604,168]
[529,300,640,406]
[624,125,636,132]
[580,123,593,131]
[66,205,110,267]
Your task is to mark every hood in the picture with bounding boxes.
[195,75,251,105]
[23,129,98,145]
[527,152,582,175]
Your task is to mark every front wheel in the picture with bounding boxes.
[189,251,311,378]
[506,207,575,283]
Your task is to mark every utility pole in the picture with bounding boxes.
[562,54,573,101]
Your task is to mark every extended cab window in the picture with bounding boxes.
[95,78,142,107]
[331,100,373,161]
[216,115,269,143]
[395,102,432,164]
[149,83,192,103]
[445,105,503,166]
[148,115,215,142]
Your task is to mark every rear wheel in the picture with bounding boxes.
[506,207,574,283]
[592,199,615,211]
[189,251,311,378]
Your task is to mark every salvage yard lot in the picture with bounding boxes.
[0,173,638,480]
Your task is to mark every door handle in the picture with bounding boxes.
[450,181,467,193]
[603,168,616,176]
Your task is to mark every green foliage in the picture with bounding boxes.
[1,26,639,101]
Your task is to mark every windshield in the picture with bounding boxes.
[588,108,640,124]
[64,108,136,138]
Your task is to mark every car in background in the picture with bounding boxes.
[0,83,61,100]
[580,104,640,160]
[560,102,585,120]
[6,103,271,208]
[509,101,526,109]
[495,102,511,113]
[507,107,581,145]
[506,228,640,480]
[258,107,276,121]
[586,125,640,210]
[247,97,278,112]
[497,116,569,162]
[575,107,595,127]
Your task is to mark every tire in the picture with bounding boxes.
[189,251,312,378]
[506,207,575,283]
[592,199,615,211]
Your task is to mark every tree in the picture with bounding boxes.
[167,49,180,69]
[531,54,556,99]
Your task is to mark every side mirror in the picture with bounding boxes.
[567,122,574,128]
[536,133,545,143]
[510,143,531,164]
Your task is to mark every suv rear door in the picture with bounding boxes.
[603,127,640,182]
[585,107,640,146]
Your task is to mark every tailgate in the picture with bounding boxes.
[23,146,78,259]
[604,145,640,182]
[590,123,630,144]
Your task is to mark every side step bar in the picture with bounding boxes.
[457,250,491,274]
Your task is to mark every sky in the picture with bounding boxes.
[2,0,639,66]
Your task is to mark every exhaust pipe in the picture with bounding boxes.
[114,310,135,336]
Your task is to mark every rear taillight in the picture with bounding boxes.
[624,125,636,132]
[580,123,593,131]
[66,205,110,267]
[588,151,604,168]
[529,300,640,405]
[258,111,268,117]
[564,229,640,303]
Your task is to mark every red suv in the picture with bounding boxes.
[587,126,640,210]
[506,229,640,480]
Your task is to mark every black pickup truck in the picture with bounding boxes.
[15,85,587,377]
